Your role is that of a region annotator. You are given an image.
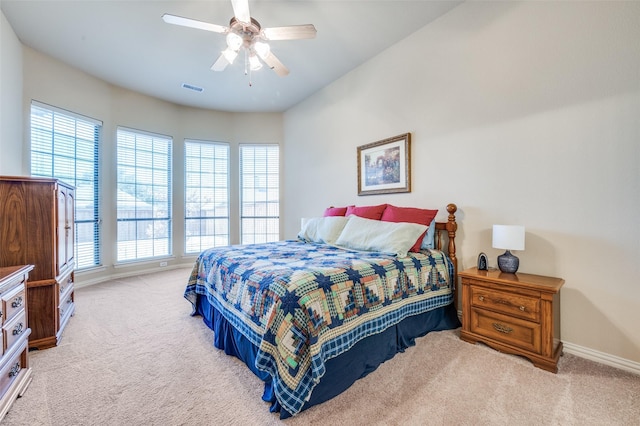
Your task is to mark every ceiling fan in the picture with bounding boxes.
[162,0,316,78]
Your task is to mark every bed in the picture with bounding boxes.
[185,203,460,418]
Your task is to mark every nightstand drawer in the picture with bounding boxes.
[470,308,541,353]
[470,285,539,322]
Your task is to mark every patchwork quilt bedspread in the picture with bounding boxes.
[185,240,454,416]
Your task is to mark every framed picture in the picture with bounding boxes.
[357,133,411,196]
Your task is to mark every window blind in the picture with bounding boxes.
[30,101,102,270]
[116,127,172,262]
[184,140,230,253]
[240,144,280,244]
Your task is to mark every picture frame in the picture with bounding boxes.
[357,133,411,196]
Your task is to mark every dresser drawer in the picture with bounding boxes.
[3,310,27,354]
[0,340,28,398]
[1,284,26,325]
[59,273,74,299]
[470,308,541,353]
[470,285,539,322]
[59,291,74,325]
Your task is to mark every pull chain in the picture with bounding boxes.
[243,49,253,87]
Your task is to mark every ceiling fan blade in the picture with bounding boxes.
[262,24,317,41]
[162,14,228,34]
[259,51,290,77]
[211,54,231,72]
[231,0,251,24]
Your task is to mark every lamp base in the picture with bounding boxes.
[497,250,519,274]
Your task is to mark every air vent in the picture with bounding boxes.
[181,83,204,93]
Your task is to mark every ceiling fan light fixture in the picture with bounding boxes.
[254,41,270,59]
[163,0,315,80]
[226,32,243,51]
[248,53,262,71]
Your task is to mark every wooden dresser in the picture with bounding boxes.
[0,265,34,421]
[459,267,564,373]
[0,176,75,350]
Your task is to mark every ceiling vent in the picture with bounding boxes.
[182,83,204,93]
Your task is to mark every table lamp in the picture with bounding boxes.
[492,225,525,273]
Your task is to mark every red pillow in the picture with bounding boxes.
[323,206,351,217]
[381,205,438,252]
[345,204,387,220]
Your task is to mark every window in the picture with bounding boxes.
[184,140,230,253]
[30,101,101,270]
[116,128,172,262]
[240,144,279,244]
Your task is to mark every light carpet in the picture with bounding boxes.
[3,268,639,425]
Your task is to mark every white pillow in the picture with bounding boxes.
[334,215,428,257]
[298,216,350,245]
[421,218,437,250]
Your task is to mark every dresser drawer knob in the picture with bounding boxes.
[8,362,20,378]
[12,322,24,335]
[478,296,484,302]
[11,296,23,308]
[519,306,525,311]
[492,323,514,334]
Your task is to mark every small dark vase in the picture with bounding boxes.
[497,250,519,274]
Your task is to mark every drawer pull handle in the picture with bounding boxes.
[8,362,20,378]
[11,296,23,308]
[519,306,525,311]
[478,296,484,302]
[12,323,24,335]
[492,323,513,334]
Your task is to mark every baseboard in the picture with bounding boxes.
[75,263,193,288]
[562,341,640,376]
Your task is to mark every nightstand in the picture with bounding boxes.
[459,267,564,373]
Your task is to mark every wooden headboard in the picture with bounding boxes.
[434,203,458,308]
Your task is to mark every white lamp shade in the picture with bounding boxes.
[226,32,243,51]
[492,225,525,251]
[254,41,271,59]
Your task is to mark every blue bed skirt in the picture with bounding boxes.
[195,294,460,418]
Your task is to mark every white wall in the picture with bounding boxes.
[0,11,24,174]
[6,45,283,284]
[284,1,640,365]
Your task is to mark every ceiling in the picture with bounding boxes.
[2,0,462,113]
